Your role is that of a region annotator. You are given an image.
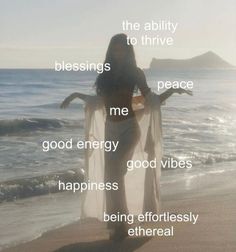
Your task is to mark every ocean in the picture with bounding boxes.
[0,69,236,250]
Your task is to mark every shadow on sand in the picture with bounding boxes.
[54,237,151,252]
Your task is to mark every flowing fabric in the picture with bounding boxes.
[81,94,163,220]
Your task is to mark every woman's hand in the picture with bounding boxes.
[159,88,193,103]
[60,94,75,109]
[173,88,193,96]
[60,92,103,109]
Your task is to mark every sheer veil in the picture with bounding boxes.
[81,94,163,220]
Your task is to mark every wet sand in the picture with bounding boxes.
[2,167,236,252]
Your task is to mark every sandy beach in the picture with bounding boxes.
[1,1,236,251]
[2,163,236,252]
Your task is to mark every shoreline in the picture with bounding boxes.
[2,166,236,252]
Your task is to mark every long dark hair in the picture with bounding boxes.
[95,33,138,96]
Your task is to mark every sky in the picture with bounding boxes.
[0,0,236,68]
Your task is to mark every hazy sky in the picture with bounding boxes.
[0,0,236,68]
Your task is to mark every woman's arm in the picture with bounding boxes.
[135,68,151,97]
[135,69,193,105]
[60,92,92,109]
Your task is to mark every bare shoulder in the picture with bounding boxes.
[136,67,144,75]
[135,67,146,81]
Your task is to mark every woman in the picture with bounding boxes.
[61,33,192,240]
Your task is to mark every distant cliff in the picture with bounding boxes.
[149,51,234,69]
